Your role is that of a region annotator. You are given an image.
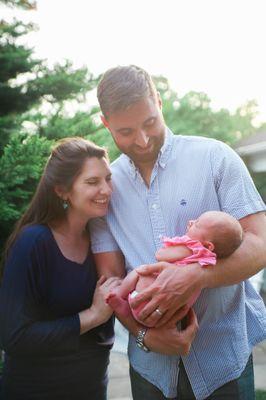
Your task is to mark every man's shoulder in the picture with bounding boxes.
[171,133,232,158]
[111,153,127,166]
[110,154,130,177]
[173,133,222,147]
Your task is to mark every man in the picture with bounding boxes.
[90,65,266,399]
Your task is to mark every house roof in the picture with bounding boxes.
[235,131,266,156]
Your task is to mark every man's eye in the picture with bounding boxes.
[119,130,132,136]
[145,118,155,127]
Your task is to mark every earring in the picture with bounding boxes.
[62,199,68,210]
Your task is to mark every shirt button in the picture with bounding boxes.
[152,204,158,210]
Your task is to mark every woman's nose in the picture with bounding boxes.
[100,181,112,195]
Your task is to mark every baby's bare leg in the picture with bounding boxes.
[113,269,140,299]
[106,271,139,317]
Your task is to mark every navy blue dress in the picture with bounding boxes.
[0,225,114,400]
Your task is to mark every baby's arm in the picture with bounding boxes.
[156,245,192,263]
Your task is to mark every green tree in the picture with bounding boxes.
[154,75,258,145]
[0,133,52,246]
[0,0,102,250]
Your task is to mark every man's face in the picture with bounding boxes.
[101,95,166,165]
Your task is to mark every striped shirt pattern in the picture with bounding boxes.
[90,129,266,399]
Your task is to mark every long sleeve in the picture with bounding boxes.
[0,227,81,357]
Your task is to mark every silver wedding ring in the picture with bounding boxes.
[155,308,163,316]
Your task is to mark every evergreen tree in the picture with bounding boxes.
[0,0,101,250]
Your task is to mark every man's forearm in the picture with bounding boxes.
[116,312,141,337]
[115,309,198,356]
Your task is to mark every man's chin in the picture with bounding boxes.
[130,153,158,165]
[129,148,160,164]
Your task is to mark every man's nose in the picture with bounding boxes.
[135,130,149,148]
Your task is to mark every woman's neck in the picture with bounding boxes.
[51,213,88,240]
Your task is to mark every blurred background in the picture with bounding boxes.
[0,0,265,308]
[1,2,266,398]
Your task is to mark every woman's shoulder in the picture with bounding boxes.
[5,225,52,272]
[14,224,51,253]
[20,223,50,240]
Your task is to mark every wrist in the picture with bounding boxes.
[190,262,210,290]
[200,264,215,289]
[79,306,101,334]
[136,326,150,352]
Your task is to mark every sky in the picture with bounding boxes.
[2,0,266,121]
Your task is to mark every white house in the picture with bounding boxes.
[235,131,266,174]
[235,131,266,293]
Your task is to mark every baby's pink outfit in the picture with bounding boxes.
[161,235,216,266]
[128,236,217,326]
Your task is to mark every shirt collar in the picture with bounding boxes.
[157,127,174,168]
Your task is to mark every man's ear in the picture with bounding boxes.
[101,115,109,128]
[203,241,215,251]
[157,91,162,109]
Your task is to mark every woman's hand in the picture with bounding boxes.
[91,276,122,323]
[79,276,121,334]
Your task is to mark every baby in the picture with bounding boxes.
[107,211,243,327]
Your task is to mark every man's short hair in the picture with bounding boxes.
[97,65,157,117]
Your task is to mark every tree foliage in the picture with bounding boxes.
[0,0,265,254]
[154,75,257,145]
[0,133,51,247]
[0,0,101,248]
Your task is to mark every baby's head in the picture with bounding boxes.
[187,211,243,258]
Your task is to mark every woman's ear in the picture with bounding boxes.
[203,241,215,251]
[54,185,67,200]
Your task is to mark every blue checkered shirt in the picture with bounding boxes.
[90,129,266,399]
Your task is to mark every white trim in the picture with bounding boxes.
[236,141,266,156]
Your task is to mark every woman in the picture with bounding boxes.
[0,137,121,400]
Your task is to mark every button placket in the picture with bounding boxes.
[148,175,166,250]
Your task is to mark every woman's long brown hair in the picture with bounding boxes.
[1,137,107,278]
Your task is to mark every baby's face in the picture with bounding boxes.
[187,219,205,242]
[186,215,214,242]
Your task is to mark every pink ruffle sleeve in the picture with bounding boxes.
[162,235,217,266]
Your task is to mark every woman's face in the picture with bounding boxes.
[66,157,112,219]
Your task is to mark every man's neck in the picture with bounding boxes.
[135,161,155,187]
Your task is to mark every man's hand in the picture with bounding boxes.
[145,308,198,355]
[130,262,205,327]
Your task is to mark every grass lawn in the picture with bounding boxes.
[256,390,266,400]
